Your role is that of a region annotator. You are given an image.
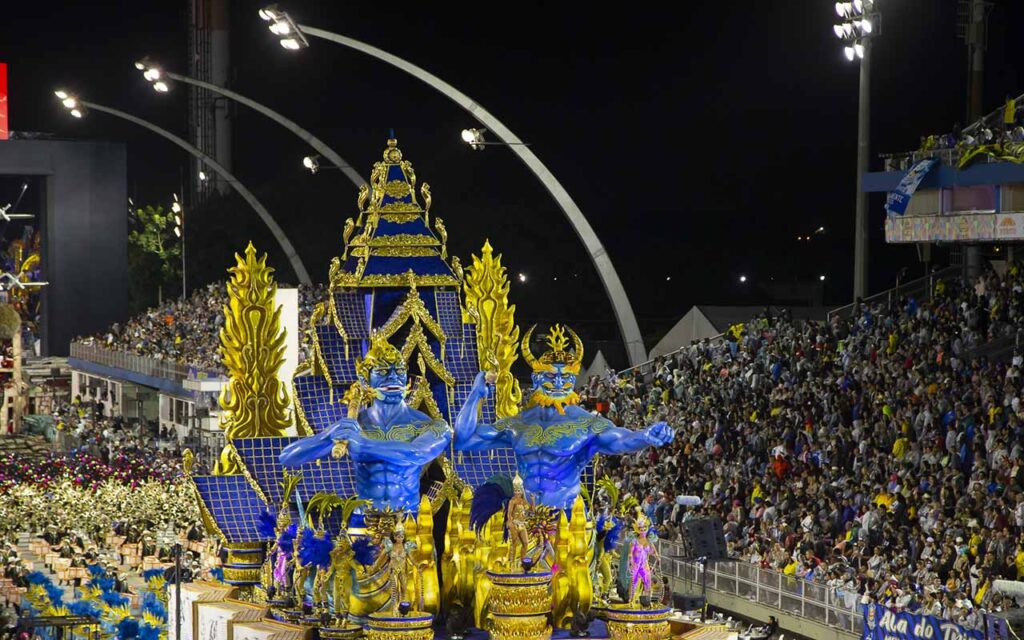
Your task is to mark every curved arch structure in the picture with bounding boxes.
[296,25,647,365]
[165,72,366,190]
[82,100,312,285]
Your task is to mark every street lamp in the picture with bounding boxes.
[302,155,320,174]
[460,127,529,151]
[134,59,363,190]
[55,90,311,285]
[739,275,748,283]
[259,6,650,366]
[832,0,881,300]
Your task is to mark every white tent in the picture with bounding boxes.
[579,349,610,384]
[649,305,828,360]
[647,307,721,360]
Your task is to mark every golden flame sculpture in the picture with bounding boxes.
[463,240,521,418]
[215,243,292,474]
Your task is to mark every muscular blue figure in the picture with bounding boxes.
[279,333,450,512]
[455,324,674,510]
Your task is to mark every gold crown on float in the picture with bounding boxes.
[356,331,406,381]
[521,324,583,375]
[512,473,525,492]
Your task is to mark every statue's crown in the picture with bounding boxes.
[356,331,405,380]
[521,324,583,375]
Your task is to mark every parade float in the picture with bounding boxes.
[184,139,675,640]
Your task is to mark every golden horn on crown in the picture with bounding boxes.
[567,325,584,367]
[520,324,540,371]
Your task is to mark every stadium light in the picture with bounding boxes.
[844,46,856,61]
[820,275,826,281]
[303,155,320,174]
[518,273,527,283]
[739,275,747,283]
[462,127,486,150]
[260,6,309,49]
[854,43,865,58]
[198,170,208,181]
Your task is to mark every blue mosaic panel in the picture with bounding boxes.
[451,448,518,489]
[315,325,358,387]
[361,255,451,276]
[232,437,358,508]
[445,331,482,384]
[294,374,345,434]
[192,475,267,544]
[433,292,463,337]
[333,292,369,338]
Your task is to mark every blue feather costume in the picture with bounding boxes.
[469,475,515,539]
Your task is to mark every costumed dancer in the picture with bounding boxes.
[372,523,417,613]
[628,513,658,606]
[299,528,334,613]
[505,475,530,568]
[595,514,623,602]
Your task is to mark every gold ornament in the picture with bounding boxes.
[463,240,522,418]
[420,183,432,226]
[434,218,448,260]
[487,571,553,640]
[342,218,355,260]
[521,324,583,375]
[215,243,292,473]
[551,496,593,629]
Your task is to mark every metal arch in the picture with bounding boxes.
[297,25,647,366]
[165,72,366,190]
[82,100,312,285]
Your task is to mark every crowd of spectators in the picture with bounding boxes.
[77,282,327,371]
[583,265,1024,628]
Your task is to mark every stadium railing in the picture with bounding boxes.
[658,539,863,635]
[826,264,963,324]
[69,342,193,383]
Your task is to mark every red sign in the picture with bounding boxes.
[0,63,7,140]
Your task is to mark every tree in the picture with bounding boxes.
[128,205,181,312]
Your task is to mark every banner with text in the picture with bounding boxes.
[861,604,986,640]
[886,158,939,216]
[995,213,1024,240]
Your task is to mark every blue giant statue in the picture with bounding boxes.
[279,333,451,512]
[455,324,675,510]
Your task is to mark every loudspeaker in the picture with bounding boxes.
[680,517,728,560]
[672,593,705,612]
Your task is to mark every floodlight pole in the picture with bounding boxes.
[294,24,649,366]
[853,39,871,301]
[79,100,312,285]
[162,71,366,189]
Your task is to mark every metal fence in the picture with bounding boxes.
[658,540,863,636]
[826,264,963,323]
[69,342,194,383]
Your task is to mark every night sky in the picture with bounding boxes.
[3,1,1024,365]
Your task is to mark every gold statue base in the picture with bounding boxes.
[364,610,433,640]
[486,571,552,640]
[598,603,671,640]
[318,621,365,639]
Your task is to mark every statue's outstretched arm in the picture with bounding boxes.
[454,372,511,451]
[279,418,361,467]
[589,419,675,457]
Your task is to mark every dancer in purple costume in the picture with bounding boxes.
[628,513,657,606]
